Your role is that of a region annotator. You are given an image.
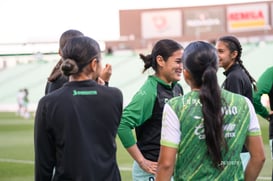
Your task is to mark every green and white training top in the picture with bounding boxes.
[161,89,261,181]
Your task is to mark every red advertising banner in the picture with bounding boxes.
[227,3,269,32]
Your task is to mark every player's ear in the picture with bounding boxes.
[231,50,238,60]
[156,55,165,67]
[89,58,98,72]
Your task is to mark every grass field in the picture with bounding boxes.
[0,112,271,181]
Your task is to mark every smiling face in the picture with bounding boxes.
[156,49,183,84]
[215,41,237,71]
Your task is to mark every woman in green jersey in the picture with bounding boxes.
[156,41,265,181]
[253,66,273,180]
[215,35,257,169]
[118,39,184,181]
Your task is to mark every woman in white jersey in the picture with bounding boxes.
[156,41,265,181]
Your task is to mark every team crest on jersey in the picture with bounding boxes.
[194,122,236,139]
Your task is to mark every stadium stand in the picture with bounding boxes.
[0,42,272,111]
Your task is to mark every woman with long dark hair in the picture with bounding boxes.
[118,39,184,180]
[156,41,265,181]
[215,35,257,169]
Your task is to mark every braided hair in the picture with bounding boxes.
[218,35,257,91]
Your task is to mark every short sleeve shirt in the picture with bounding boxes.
[161,90,261,180]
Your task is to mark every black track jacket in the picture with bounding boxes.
[35,80,123,181]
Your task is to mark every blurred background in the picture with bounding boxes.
[0,0,272,111]
[0,1,272,180]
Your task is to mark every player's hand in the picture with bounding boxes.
[139,158,158,175]
[97,77,105,85]
[100,64,112,82]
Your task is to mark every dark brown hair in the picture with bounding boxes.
[139,39,183,73]
[218,35,257,91]
[183,41,226,169]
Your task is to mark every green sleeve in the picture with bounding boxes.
[118,81,157,148]
[253,67,273,119]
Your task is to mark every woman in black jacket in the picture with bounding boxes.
[35,36,123,181]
